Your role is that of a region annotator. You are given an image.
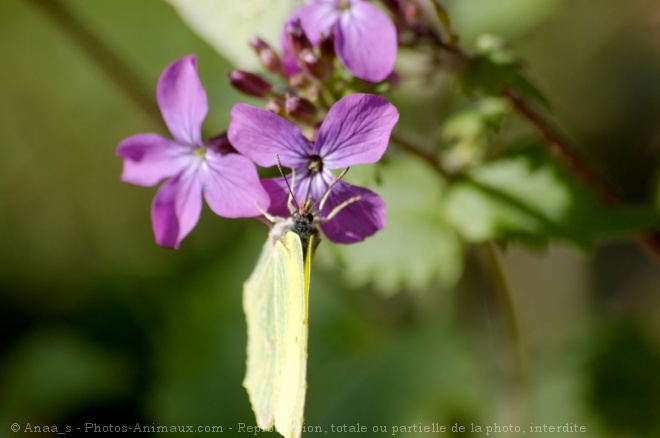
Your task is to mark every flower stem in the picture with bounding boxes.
[390,132,454,181]
[480,242,527,380]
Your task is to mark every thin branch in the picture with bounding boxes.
[502,88,660,258]
[390,132,454,180]
[502,88,620,205]
[28,0,166,132]
[405,15,660,261]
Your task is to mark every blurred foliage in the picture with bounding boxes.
[585,321,660,436]
[165,0,303,70]
[1,0,659,437]
[319,157,464,295]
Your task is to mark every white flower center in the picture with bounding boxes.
[337,0,352,11]
[193,147,207,159]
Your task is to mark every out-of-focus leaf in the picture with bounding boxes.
[432,0,452,30]
[462,35,550,109]
[147,227,268,426]
[440,97,510,171]
[165,0,302,69]
[447,0,567,41]
[0,329,131,421]
[586,322,660,436]
[443,151,657,246]
[413,0,457,43]
[317,157,464,295]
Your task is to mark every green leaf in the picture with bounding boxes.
[443,150,657,246]
[462,35,550,109]
[165,0,303,69]
[317,157,464,295]
[440,97,510,171]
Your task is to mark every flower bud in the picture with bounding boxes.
[288,72,309,89]
[299,49,328,81]
[319,31,335,62]
[285,93,317,124]
[266,98,285,116]
[227,70,273,98]
[403,2,420,26]
[286,19,313,60]
[302,32,335,81]
[206,132,237,155]
[250,37,283,74]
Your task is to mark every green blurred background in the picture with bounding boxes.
[1,0,660,436]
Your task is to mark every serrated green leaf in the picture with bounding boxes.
[443,151,657,246]
[317,158,464,295]
[165,0,302,69]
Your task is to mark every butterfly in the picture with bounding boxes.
[242,156,356,438]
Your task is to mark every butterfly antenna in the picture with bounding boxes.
[315,167,350,212]
[304,174,314,204]
[319,195,362,223]
[276,153,299,211]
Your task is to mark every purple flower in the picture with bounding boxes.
[286,0,398,82]
[117,55,269,249]
[228,94,399,243]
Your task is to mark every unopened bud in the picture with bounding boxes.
[404,2,420,26]
[381,0,403,16]
[285,93,317,124]
[286,19,313,60]
[266,98,285,116]
[319,31,335,62]
[227,70,272,98]
[250,37,283,74]
[206,132,237,155]
[288,72,309,89]
[300,49,328,81]
[302,32,335,80]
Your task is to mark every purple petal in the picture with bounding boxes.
[117,133,192,186]
[228,104,312,168]
[302,167,336,203]
[157,55,207,146]
[200,152,271,218]
[335,1,397,82]
[319,181,386,243]
[261,177,291,218]
[282,50,303,77]
[151,170,203,249]
[297,2,340,45]
[314,94,399,168]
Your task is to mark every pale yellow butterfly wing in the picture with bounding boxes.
[243,229,311,438]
